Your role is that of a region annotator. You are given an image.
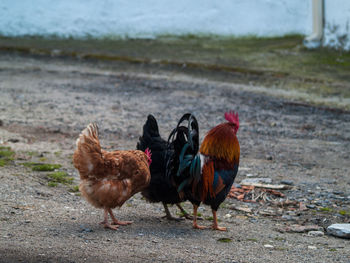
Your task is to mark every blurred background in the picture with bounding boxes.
[0,0,349,109]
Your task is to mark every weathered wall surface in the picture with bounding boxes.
[323,0,350,50]
[1,0,349,50]
[0,0,311,38]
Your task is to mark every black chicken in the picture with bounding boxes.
[137,114,195,220]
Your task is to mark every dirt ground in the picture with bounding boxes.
[0,52,349,263]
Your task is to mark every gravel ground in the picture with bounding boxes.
[0,53,349,263]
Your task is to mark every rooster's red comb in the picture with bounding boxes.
[225,111,239,128]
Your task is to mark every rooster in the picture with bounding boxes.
[137,114,196,220]
[167,111,240,231]
[73,123,152,230]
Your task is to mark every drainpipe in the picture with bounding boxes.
[304,0,324,49]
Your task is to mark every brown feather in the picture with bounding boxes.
[73,123,151,209]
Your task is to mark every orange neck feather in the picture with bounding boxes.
[199,123,240,164]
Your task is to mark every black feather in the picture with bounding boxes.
[137,115,183,205]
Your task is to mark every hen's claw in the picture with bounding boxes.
[103,223,119,230]
[212,225,227,231]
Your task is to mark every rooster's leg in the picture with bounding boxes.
[176,203,193,220]
[100,208,119,230]
[162,202,182,221]
[108,208,133,226]
[211,210,226,231]
[193,205,206,230]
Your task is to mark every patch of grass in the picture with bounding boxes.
[39,157,47,162]
[319,207,332,212]
[338,210,350,216]
[196,212,202,217]
[274,237,286,241]
[69,185,80,192]
[26,151,39,157]
[0,146,15,158]
[48,182,58,187]
[21,162,62,171]
[48,171,73,184]
[329,248,337,252]
[33,164,61,171]
[0,146,15,166]
[217,238,232,243]
[204,216,221,222]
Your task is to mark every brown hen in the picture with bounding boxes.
[73,123,151,230]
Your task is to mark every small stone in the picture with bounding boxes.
[307,231,324,237]
[233,183,241,188]
[332,190,343,195]
[266,155,273,160]
[306,204,316,209]
[224,214,232,219]
[280,180,294,186]
[8,138,20,143]
[308,246,317,250]
[327,224,350,239]
[241,178,272,184]
[281,215,294,221]
[264,244,274,248]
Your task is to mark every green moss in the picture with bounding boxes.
[319,207,332,212]
[39,157,47,162]
[0,147,15,158]
[0,146,15,166]
[48,171,73,184]
[48,182,58,187]
[274,237,286,241]
[217,238,232,243]
[69,185,80,192]
[21,162,62,171]
[338,210,350,216]
[54,151,62,157]
[26,151,39,157]
[0,159,7,167]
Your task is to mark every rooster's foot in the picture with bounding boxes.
[193,223,207,230]
[212,225,227,231]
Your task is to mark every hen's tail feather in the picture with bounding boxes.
[73,123,103,178]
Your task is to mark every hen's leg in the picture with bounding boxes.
[108,208,133,226]
[162,202,182,221]
[176,203,193,220]
[211,210,226,231]
[100,208,119,230]
[193,205,206,230]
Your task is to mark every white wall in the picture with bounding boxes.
[0,0,311,38]
[323,0,350,50]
